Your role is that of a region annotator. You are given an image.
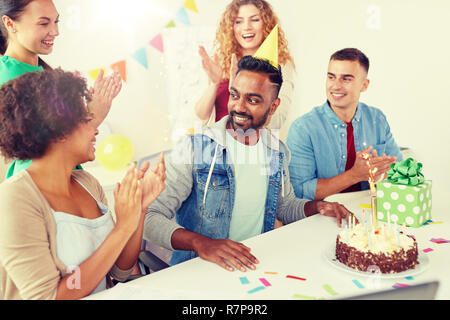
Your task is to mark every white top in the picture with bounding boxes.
[52,178,115,295]
[226,132,270,242]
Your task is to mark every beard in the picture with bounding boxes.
[228,107,271,133]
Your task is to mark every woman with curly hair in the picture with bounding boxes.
[194,0,295,135]
[0,0,122,178]
[0,69,166,300]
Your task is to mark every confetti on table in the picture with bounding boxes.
[426,221,444,225]
[359,204,372,208]
[352,279,365,289]
[239,277,250,285]
[292,294,318,300]
[259,278,271,287]
[247,286,265,294]
[423,248,434,253]
[430,238,450,244]
[393,283,410,289]
[423,220,443,226]
[264,271,278,275]
[405,276,414,280]
[323,284,338,296]
[286,275,307,281]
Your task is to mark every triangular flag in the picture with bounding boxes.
[184,0,198,13]
[111,60,127,82]
[253,24,278,69]
[149,34,164,53]
[165,20,176,28]
[88,68,106,82]
[175,7,190,25]
[132,47,148,69]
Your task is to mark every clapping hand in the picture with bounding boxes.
[113,164,143,234]
[137,152,167,213]
[353,146,396,182]
[88,68,123,126]
[198,45,223,85]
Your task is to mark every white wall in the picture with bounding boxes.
[7,0,448,213]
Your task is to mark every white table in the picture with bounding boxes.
[87,191,449,300]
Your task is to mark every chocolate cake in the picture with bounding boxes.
[335,223,419,274]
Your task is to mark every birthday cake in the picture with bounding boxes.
[335,223,419,274]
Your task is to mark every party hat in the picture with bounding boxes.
[253,24,279,69]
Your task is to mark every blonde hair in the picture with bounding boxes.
[214,0,295,80]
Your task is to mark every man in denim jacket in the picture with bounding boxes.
[287,48,403,201]
[143,56,351,271]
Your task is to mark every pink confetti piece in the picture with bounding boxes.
[393,283,410,289]
[430,238,450,244]
[423,248,434,253]
[259,278,271,287]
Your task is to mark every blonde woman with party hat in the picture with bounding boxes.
[194,0,295,138]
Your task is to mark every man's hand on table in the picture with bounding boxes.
[305,200,355,227]
[171,229,259,272]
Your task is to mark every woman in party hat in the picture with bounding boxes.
[195,0,295,139]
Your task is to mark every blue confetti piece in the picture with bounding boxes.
[352,279,365,289]
[248,286,265,294]
[239,277,250,285]
[405,276,414,280]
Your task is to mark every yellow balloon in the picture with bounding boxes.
[96,134,133,171]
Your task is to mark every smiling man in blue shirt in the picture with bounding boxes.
[287,48,403,200]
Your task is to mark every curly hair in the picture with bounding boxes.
[214,0,294,81]
[0,68,91,160]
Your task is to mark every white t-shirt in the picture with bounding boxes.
[226,131,270,242]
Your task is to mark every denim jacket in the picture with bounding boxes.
[144,116,309,265]
[286,101,403,200]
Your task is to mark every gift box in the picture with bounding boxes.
[376,158,432,228]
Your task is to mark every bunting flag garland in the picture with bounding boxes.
[175,7,191,25]
[132,47,148,69]
[111,60,127,82]
[149,34,164,53]
[184,0,198,13]
[85,0,199,81]
[165,20,176,28]
[88,67,106,82]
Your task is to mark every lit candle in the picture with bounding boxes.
[345,220,349,241]
[370,194,379,231]
[363,209,368,234]
[395,222,401,248]
[387,211,391,227]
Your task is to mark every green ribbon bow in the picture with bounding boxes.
[387,158,425,186]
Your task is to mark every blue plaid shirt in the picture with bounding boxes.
[287,101,403,200]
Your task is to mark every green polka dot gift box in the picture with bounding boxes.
[376,158,432,228]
